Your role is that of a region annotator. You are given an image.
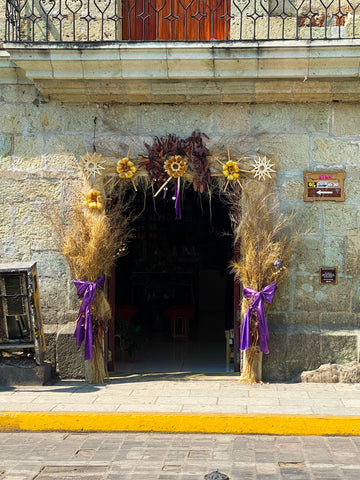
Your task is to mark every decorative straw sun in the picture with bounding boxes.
[223,160,240,181]
[154,155,188,198]
[164,155,188,178]
[117,157,137,179]
[214,147,250,191]
[251,156,276,181]
[113,146,138,191]
[79,152,106,180]
[84,189,103,211]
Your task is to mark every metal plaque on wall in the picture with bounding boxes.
[304,171,345,202]
[320,267,337,285]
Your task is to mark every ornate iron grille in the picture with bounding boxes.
[5,0,360,42]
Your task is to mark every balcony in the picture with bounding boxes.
[5,0,360,42]
[3,0,360,104]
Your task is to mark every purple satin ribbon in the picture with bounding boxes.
[73,275,105,360]
[240,282,277,354]
[175,179,181,220]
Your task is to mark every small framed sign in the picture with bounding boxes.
[304,171,345,202]
[320,267,337,285]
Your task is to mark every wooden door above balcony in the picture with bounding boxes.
[3,41,360,103]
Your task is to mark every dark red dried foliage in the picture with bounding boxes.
[140,131,211,192]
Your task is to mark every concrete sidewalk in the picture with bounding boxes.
[1,374,360,435]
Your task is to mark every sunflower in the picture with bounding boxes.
[117,157,137,179]
[84,189,103,211]
[223,160,240,181]
[164,155,188,178]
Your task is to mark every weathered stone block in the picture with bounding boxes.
[215,104,251,135]
[332,103,360,136]
[255,133,310,170]
[1,84,39,104]
[0,103,25,134]
[251,104,293,134]
[0,359,52,386]
[350,283,360,313]
[10,155,43,171]
[287,312,321,329]
[288,332,322,369]
[292,235,324,273]
[301,363,360,383]
[323,203,359,236]
[294,275,351,312]
[0,135,11,156]
[321,332,359,364]
[345,229,360,276]
[0,155,11,170]
[138,104,214,137]
[44,135,86,157]
[13,137,43,158]
[293,103,330,133]
[62,104,98,133]
[281,178,304,201]
[31,250,68,278]
[38,104,64,131]
[324,236,345,271]
[42,153,78,173]
[321,312,358,329]
[271,277,291,312]
[262,332,289,381]
[313,137,359,166]
[56,322,85,379]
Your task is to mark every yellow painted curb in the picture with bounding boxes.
[0,412,360,436]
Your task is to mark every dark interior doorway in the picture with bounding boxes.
[112,187,234,373]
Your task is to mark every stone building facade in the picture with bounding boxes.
[0,0,360,381]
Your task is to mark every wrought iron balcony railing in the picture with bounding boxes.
[5,0,360,43]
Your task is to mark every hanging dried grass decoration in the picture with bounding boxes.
[84,189,103,211]
[231,179,294,384]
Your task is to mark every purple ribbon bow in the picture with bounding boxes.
[73,275,105,360]
[240,282,277,354]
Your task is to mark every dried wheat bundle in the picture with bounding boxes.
[57,179,133,383]
[231,179,294,384]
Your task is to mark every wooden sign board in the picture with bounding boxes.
[320,267,337,285]
[304,171,345,202]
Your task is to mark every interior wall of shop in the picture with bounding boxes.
[0,53,360,380]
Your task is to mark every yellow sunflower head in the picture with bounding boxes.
[117,157,137,179]
[164,155,188,179]
[223,160,240,181]
[84,189,103,211]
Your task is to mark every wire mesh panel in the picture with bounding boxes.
[0,263,46,365]
[5,0,360,41]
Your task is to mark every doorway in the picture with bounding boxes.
[111,187,234,373]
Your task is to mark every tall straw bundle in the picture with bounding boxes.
[58,179,132,383]
[231,179,294,383]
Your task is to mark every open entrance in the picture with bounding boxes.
[110,188,234,374]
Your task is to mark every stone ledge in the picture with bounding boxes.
[3,40,360,103]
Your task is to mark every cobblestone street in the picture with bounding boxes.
[1,432,360,480]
